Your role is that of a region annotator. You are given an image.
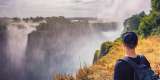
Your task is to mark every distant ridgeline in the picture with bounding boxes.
[93,0,160,63]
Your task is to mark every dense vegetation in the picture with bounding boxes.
[93,41,113,63]
[124,0,160,37]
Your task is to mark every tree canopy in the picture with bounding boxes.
[124,0,160,37]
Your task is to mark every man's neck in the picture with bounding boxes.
[125,48,137,58]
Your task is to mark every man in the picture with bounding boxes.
[114,32,150,80]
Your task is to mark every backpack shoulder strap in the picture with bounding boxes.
[139,55,147,64]
[122,56,139,69]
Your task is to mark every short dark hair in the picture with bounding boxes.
[121,32,138,49]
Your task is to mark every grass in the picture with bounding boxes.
[54,36,160,80]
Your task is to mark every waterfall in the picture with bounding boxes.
[6,21,36,68]
[0,17,122,80]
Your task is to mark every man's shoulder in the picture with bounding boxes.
[115,59,130,68]
[115,55,151,68]
[114,59,134,74]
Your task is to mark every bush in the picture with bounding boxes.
[93,50,100,64]
[100,41,113,57]
[152,0,160,12]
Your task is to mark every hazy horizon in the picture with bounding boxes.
[0,0,151,22]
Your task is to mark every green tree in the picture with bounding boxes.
[123,0,160,37]
[123,12,145,33]
[138,11,159,37]
[100,41,113,57]
[152,0,160,12]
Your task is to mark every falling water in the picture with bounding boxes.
[0,18,122,80]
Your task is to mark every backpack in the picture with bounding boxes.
[119,55,159,80]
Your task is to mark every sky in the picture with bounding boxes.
[0,0,151,21]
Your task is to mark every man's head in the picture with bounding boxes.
[122,32,138,49]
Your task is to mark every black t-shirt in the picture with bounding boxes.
[114,55,150,80]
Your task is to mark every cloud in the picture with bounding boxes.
[98,0,151,21]
[0,0,151,21]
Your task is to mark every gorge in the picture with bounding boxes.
[0,17,122,80]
